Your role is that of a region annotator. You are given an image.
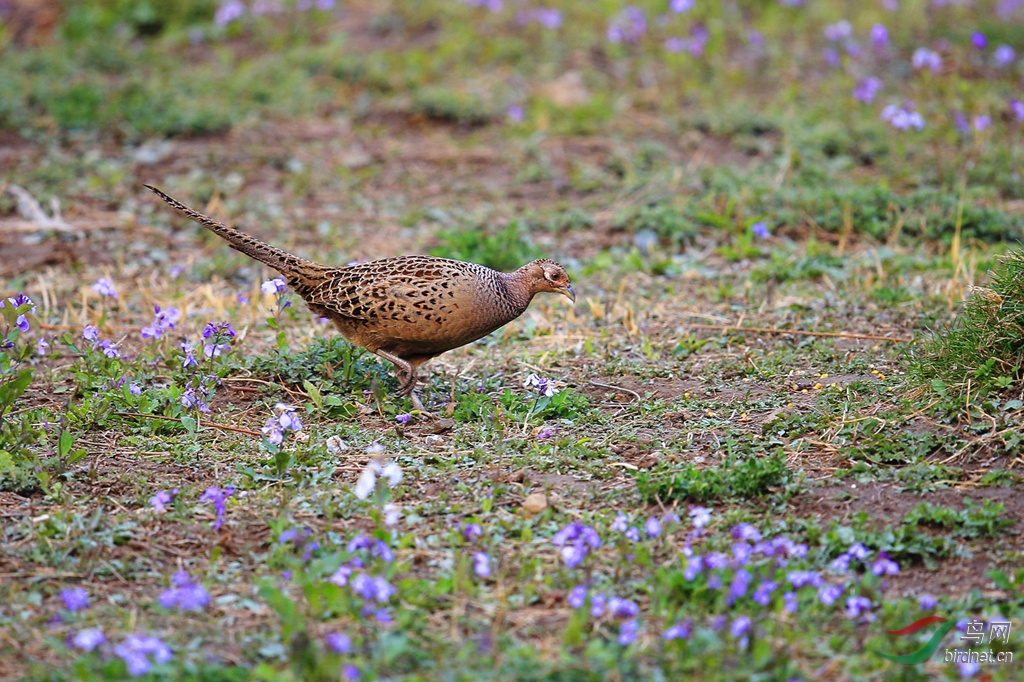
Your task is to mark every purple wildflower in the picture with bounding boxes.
[214,0,245,25]
[881,103,925,130]
[919,594,937,610]
[180,387,210,413]
[523,373,558,397]
[199,485,235,530]
[645,517,661,537]
[15,315,29,332]
[751,221,771,238]
[608,597,639,620]
[70,628,105,652]
[846,595,873,619]
[159,571,210,611]
[728,569,752,603]
[972,32,987,50]
[872,552,900,576]
[730,615,751,638]
[82,325,99,343]
[261,278,287,294]
[611,512,629,533]
[823,20,852,41]
[818,584,844,606]
[568,585,587,608]
[783,591,799,613]
[830,553,851,572]
[663,620,691,640]
[955,111,970,133]
[912,47,942,72]
[141,305,181,340]
[343,663,361,681]
[150,488,178,512]
[689,506,711,528]
[752,580,778,606]
[553,521,601,567]
[624,526,640,542]
[670,0,693,11]
[589,594,606,617]
[36,338,49,355]
[786,570,821,588]
[732,523,762,542]
[61,588,89,612]
[618,618,639,645]
[973,115,991,131]
[329,564,354,587]
[325,632,351,654]
[395,413,411,424]
[1011,99,1024,121]
[462,523,483,541]
[705,552,729,570]
[473,552,491,577]
[733,542,752,566]
[607,6,646,44]
[853,77,883,104]
[994,44,1016,67]
[870,24,889,49]
[92,277,118,298]
[97,340,120,359]
[684,555,703,580]
[114,634,172,676]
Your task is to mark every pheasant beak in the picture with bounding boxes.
[561,284,576,304]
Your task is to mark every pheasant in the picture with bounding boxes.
[144,185,575,413]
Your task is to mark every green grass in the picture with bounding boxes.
[2,0,1024,680]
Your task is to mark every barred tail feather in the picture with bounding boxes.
[144,184,322,278]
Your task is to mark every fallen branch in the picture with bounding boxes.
[686,323,914,343]
[588,379,643,401]
[114,412,263,436]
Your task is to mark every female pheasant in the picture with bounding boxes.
[145,185,575,413]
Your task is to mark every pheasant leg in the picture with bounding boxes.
[374,350,433,417]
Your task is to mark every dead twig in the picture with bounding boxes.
[587,380,643,402]
[686,323,914,343]
[114,412,263,436]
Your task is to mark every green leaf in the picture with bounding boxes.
[0,369,33,414]
[181,415,197,433]
[58,430,73,459]
[302,380,322,411]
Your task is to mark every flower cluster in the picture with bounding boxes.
[113,634,173,676]
[607,6,646,44]
[354,448,403,500]
[200,485,235,530]
[881,102,925,130]
[91,277,118,299]
[523,373,559,397]
[279,526,321,561]
[553,521,602,567]
[214,0,335,26]
[82,325,121,359]
[517,7,561,29]
[141,304,181,340]
[201,321,236,358]
[159,571,210,612]
[150,488,178,512]
[329,535,398,625]
[262,403,303,446]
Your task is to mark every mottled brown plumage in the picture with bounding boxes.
[144,185,575,411]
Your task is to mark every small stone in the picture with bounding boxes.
[424,435,444,447]
[522,492,548,515]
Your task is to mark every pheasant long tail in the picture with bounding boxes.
[144,184,328,282]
